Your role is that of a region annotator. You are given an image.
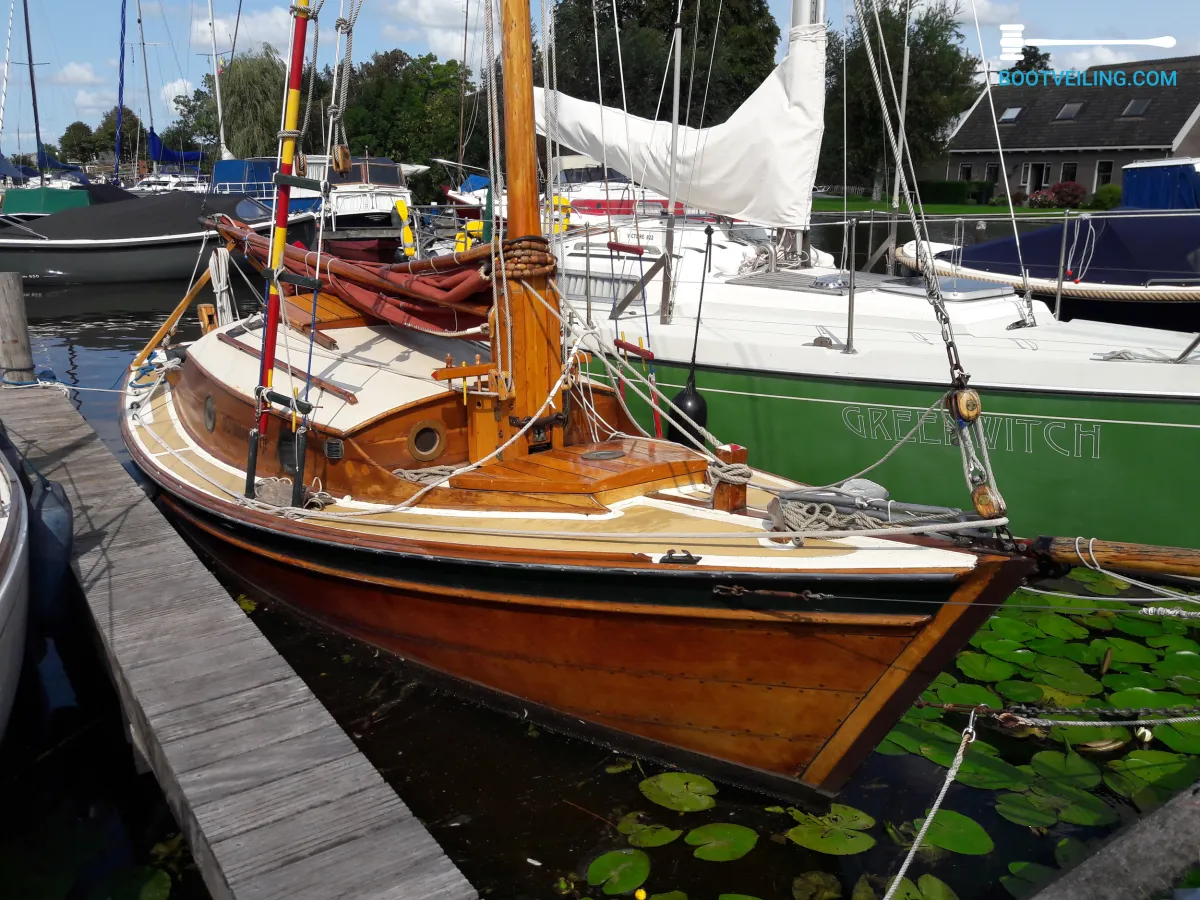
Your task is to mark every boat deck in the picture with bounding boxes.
[0,387,476,900]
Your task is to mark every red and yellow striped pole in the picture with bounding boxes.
[245,0,312,498]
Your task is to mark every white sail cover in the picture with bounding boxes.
[534,23,827,229]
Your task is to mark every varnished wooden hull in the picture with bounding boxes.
[160,493,1028,796]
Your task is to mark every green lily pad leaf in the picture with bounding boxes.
[1001,862,1060,899]
[932,671,958,689]
[1030,749,1101,789]
[1066,568,1127,595]
[917,875,960,900]
[1051,721,1132,747]
[1029,781,1119,826]
[650,893,688,900]
[1149,635,1200,653]
[1035,656,1084,677]
[915,809,994,855]
[1026,636,1070,656]
[1078,615,1114,632]
[791,873,841,900]
[1038,614,1089,640]
[764,806,786,813]
[639,773,717,812]
[617,812,645,835]
[906,691,945,720]
[684,823,757,861]
[955,749,1034,791]
[630,824,684,848]
[1039,669,1103,696]
[875,739,909,756]
[1113,615,1164,637]
[1039,686,1089,708]
[1093,637,1159,664]
[878,879,921,900]
[1114,749,1200,788]
[851,875,876,900]
[1170,675,1200,695]
[587,849,650,895]
[1060,642,1105,665]
[990,618,1044,642]
[995,680,1044,702]
[1101,671,1167,692]
[606,758,634,774]
[1055,837,1089,870]
[981,640,1038,666]
[957,652,1017,682]
[786,805,876,856]
[884,722,933,755]
[995,792,1058,827]
[1152,652,1200,679]
[1107,686,1191,709]
[936,683,1002,709]
[1153,723,1200,754]
[915,720,970,745]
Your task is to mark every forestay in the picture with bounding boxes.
[533,22,827,229]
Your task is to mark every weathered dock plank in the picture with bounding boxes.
[0,387,476,900]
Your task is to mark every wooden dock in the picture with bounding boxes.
[0,386,476,900]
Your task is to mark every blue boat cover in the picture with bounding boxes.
[460,174,489,192]
[0,153,25,180]
[1123,163,1200,210]
[148,129,204,166]
[211,158,276,198]
[37,149,85,174]
[942,212,1200,287]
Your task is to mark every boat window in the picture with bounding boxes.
[998,107,1022,123]
[234,197,272,221]
[1121,98,1151,117]
[1055,102,1084,121]
[558,166,632,185]
[327,164,365,185]
[365,164,402,186]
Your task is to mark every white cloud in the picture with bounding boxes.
[1055,46,1136,70]
[193,8,291,57]
[954,0,1019,27]
[50,62,103,86]
[162,78,194,111]
[74,89,118,115]
[383,0,490,63]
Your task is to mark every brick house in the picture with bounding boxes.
[934,55,1200,197]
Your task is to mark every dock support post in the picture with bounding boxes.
[0,272,33,385]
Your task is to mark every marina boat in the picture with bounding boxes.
[122,0,1033,797]
[0,192,313,284]
[0,183,137,223]
[0,436,29,743]
[894,160,1200,304]
[128,172,208,195]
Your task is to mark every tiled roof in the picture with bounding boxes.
[949,56,1200,152]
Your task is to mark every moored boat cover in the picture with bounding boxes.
[533,23,826,229]
[0,193,271,242]
[2,187,92,216]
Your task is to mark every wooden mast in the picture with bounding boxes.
[489,0,563,459]
[243,0,311,497]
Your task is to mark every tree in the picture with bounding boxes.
[93,106,144,164]
[818,0,979,191]
[59,121,97,162]
[1009,45,1051,73]
[549,0,779,127]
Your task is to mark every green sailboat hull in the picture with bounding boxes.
[597,361,1200,549]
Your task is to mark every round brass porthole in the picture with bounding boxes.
[407,419,446,462]
[203,395,216,432]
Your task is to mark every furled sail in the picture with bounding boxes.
[533,22,826,229]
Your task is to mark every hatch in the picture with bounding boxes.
[878,276,1016,302]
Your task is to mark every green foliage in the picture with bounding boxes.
[914,809,993,855]
[792,872,842,900]
[786,804,876,855]
[638,773,717,811]
[617,812,683,847]
[916,181,971,205]
[1091,183,1122,209]
[1009,45,1052,73]
[683,823,758,861]
[955,652,1016,682]
[93,106,144,165]
[58,121,97,162]
[586,849,650,895]
[819,1,979,186]
[994,792,1057,827]
[1029,749,1101,790]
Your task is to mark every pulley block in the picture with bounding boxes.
[952,388,982,422]
[971,484,1003,518]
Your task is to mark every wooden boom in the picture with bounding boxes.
[1035,536,1200,580]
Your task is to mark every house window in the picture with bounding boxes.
[958,163,973,181]
[1020,162,1030,188]
[1056,102,1084,121]
[1061,162,1078,183]
[985,163,1000,183]
[999,107,1022,123]
[1121,98,1151,117]
[1096,161,1114,189]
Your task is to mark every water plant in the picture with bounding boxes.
[638,773,717,812]
[586,849,650,895]
[683,823,757,861]
[617,812,682,848]
[786,804,876,855]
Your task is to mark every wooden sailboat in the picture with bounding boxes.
[120,0,1032,796]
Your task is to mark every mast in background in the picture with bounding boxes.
[886,0,912,274]
[207,0,231,160]
[658,3,682,323]
[135,0,156,172]
[115,0,128,181]
[0,0,15,150]
[20,0,42,185]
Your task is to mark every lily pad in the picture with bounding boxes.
[1035,656,1084,677]
[1030,749,1101,789]
[1149,635,1200,653]
[1028,780,1119,826]
[1101,671,1167,692]
[1001,862,1059,899]
[932,671,958,689]
[606,759,634,774]
[792,873,841,900]
[1077,615,1114,632]
[1055,837,1089,870]
[990,618,1044,642]
[995,680,1044,702]
[630,825,684,848]
[875,738,909,756]
[1038,614,1090,640]
[1039,686,1090,708]
[1170,675,1200,695]
[587,849,650,895]
[1112,749,1200,789]
[1051,721,1132,748]
[995,792,1058,827]
[1107,686,1191,709]
[786,805,876,856]
[936,683,1002,709]
[981,640,1039,666]
[1152,652,1200,679]
[906,691,946,720]
[1153,721,1200,754]
[1066,567,1128,595]
[957,652,1017,682]
[916,875,960,900]
[1060,642,1105,665]
[684,823,758,861]
[1093,637,1158,664]
[915,809,994,855]
[1038,669,1103,696]
[639,773,717,812]
[955,750,1035,791]
[1112,615,1164,638]
[1026,636,1070,657]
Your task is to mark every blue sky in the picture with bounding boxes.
[7,0,1199,156]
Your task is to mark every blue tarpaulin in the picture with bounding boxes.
[1123,163,1200,210]
[0,153,26,180]
[460,174,489,192]
[37,149,84,173]
[148,129,204,167]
